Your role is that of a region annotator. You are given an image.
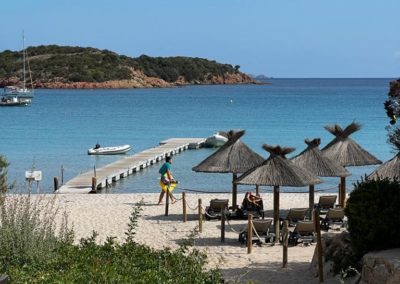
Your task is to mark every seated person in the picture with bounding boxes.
[241,192,264,212]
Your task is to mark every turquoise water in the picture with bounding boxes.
[0,78,395,194]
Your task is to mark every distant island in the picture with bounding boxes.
[249,74,273,80]
[0,45,257,89]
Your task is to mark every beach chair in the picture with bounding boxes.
[280,208,308,227]
[320,208,345,231]
[204,199,229,220]
[314,195,337,214]
[288,221,315,246]
[239,218,275,244]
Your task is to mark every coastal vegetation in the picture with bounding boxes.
[0,160,222,283]
[346,178,400,258]
[0,155,11,194]
[385,79,400,150]
[0,45,252,88]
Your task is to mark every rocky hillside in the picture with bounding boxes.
[0,45,255,88]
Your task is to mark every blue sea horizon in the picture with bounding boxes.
[0,78,395,194]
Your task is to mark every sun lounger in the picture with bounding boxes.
[314,195,337,214]
[239,218,275,244]
[320,208,345,230]
[280,208,308,227]
[288,221,315,246]
[204,199,229,220]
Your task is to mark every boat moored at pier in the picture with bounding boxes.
[88,144,131,155]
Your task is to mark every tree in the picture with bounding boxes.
[385,79,400,151]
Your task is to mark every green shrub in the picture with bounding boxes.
[345,177,400,258]
[0,198,223,283]
[0,155,10,194]
[0,194,73,271]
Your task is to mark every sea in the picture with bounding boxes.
[0,78,396,195]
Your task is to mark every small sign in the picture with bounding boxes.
[25,170,42,181]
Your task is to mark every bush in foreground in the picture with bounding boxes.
[0,194,222,283]
[345,177,400,259]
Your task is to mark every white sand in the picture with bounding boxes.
[53,192,340,283]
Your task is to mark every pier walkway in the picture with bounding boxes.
[57,138,205,194]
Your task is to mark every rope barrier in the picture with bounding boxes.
[174,185,340,194]
[203,207,221,218]
[250,219,263,242]
[184,199,199,211]
[175,186,230,194]
[224,212,247,234]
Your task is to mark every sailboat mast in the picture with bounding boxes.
[22,30,26,90]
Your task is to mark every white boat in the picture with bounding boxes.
[0,95,31,106]
[88,144,131,155]
[3,31,34,100]
[204,132,228,147]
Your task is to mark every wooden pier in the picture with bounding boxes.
[57,138,205,194]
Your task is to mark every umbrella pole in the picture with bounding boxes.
[232,173,237,209]
[340,177,346,207]
[309,185,314,219]
[256,185,260,196]
[273,185,280,243]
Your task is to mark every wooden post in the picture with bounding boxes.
[90,177,97,193]
[273,185,280,243]
[338,183,341,207]
[255,185,260,196]
[198,198,203,233]
[309,184,315,220]
[247,214,253,254]
[232,173,237,209]
[221,208,225,242]
[314,209,324,283]
[182,192,187,222]
[165,186,170,216]
[61,165,64,185]
[53,176,58,192]
[283,220,289,268]
[340,177,346,207]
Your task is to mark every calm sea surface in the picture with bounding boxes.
[0,78,395,194]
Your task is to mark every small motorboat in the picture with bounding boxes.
[0,95,31,106]
[204,132,228,148]
[88,144,131,155]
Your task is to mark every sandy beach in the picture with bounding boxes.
[49,192,342,283]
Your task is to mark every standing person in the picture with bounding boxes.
[158,156,177,205]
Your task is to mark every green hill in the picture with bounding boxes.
[0,45,253,88]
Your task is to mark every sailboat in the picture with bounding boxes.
[2,31,34,102]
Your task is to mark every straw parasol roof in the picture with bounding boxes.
[291,138,349,217]
[368,153,400,181]
[236,144,322,242]
[291,138,350,178]
[192,130,264,208]
[192,130,264,174]
[321,122,382,167]
[236,144,322,186]
[321,122,382,207]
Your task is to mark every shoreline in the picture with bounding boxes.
[49,192,339,283]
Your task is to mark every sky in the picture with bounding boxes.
[1,0,400,78]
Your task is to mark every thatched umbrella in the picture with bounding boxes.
[192,130,264,208]
[291,138,350,216]
[368,153,400,181]
[321,122,382,206]
[236,144,322,241]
